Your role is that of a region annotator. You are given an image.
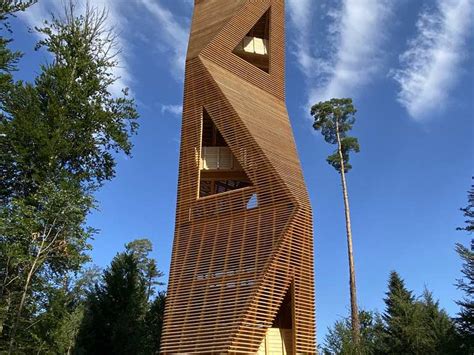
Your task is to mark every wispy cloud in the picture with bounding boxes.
[161,104,182,116]
[287,0,393,107]
[20,0,132,97]
[392,0,473,120]
[138,0,189,80]
[286,0,314,78]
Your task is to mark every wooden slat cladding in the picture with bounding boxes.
[187,0,247,60]
[161,1,316,353]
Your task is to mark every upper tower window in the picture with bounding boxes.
[233,10,270,73]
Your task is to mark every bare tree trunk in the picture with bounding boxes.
[335,121,360,344]
[8,238,44,355]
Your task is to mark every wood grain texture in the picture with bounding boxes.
[161,1,316,353]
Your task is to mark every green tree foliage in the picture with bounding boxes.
[0,1,139,352]
[30,266,101,353]
[76,239,165,355]
[382,271,416,352]
[0,1,37,104]
[311,98,361,343]
[1,3,138,202]
[455,181,474,352]
[126,239,164,302]
[420,290,458,353]
[0,181,94,352]
[321,310,384,355]
[311,98,360,173]
[143,292,166,354]
[322,272,458,354]
[457,181,474,233]
[382,272,456,354]
[77,252,148,354]
[455,243,474,348]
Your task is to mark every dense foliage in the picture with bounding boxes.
[0,1,140,353]
[311,98,360,173]
[0,1,471,354]
[321,272,459,355]
[455,181,474,352]
[76,240,165,355]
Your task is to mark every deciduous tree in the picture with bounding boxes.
[0,1,138,352]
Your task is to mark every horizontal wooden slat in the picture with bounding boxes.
[161,1,316,353]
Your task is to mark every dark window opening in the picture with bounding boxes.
[202,109,226,147]
[272,287,293,330]
[200,180,251,198]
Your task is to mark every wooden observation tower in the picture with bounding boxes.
[161,0,316,353]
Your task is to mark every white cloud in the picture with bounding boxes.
[392,0,473,120]
[19,0,61,33]
[286,0,314,78]
[161,104,182,116]
[88,0,133,96]
[287,0,393,107]
[20,0,132,97]
[138,0,189,80]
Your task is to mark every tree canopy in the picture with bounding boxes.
[311,98,360,173]
[322,271,458,355]
[0,2,139,352]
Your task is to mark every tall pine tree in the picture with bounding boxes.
[311,98,361,343]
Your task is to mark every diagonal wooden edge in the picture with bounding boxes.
[201,57,310,209]
[162,0,316,352]
[199,0,285,100]
[202,0,272,60]
[187,0,248,60]
[227,208,312,350]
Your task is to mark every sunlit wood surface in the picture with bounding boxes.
[161,0,316,353]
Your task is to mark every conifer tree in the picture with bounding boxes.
[143,292,166,354]
[76,239,165,354]
[420,290,458,354]
[382,272,436,354]
[321,310,384,354]
[126,239,164,302]
[455,181,474,352]
[311,98,361,343]
[77,252,148,354]
[383,272,457,354]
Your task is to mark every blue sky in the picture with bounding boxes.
[10,0,474,345]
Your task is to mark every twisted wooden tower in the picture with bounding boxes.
[161,0,316,353]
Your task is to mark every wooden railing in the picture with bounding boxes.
[200,146,243,171]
